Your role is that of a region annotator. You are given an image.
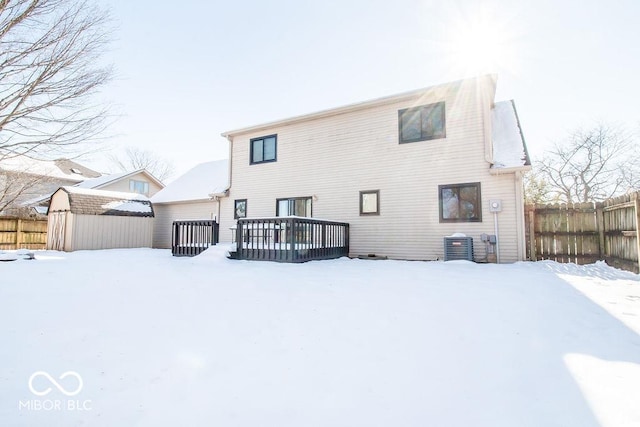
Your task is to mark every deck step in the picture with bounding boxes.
[227,251,239,260]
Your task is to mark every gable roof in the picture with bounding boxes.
[150,160,229,204]
[491,100,531,170]
[0,157,101,182]
[75,169,165,190]
[51,186,154,217]
[222,74,498,138]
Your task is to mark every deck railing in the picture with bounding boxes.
[235,217,349,262]
[172,220,219,257]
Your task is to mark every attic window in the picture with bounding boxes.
[130,180,149,196]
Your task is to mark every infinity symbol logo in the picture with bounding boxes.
[28,371,83,397]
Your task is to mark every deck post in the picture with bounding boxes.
[288,218,295,262]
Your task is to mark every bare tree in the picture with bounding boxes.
[523,169,555,205]
[0,170,51,215]
[536,124,637,203]
[0,0,113,161]
[109,147,174,182]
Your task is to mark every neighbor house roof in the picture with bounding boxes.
[75,169,164,190]
[491,100,531,171]
[25,168,165,209]
[0,157,101,182]
[51,186,154,217]
[150,160,229,204]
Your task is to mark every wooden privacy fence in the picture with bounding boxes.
[526,191,640,273]
[0,217,48,250]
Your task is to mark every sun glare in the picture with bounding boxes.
[445,13,518,77]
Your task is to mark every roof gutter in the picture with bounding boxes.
[489,164,532,175]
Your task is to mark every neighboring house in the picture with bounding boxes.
[218,74,531,262]
[47,187,154,251]
[0,157,101,216]
[150,160,228,248]
[75,169,164,197]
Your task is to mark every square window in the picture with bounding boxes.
[439,183,481,222]
[399,102,446,143]
[360,190,380,215]
[250,135,277,164]
[234,199,247,219]
[129,179,149,195]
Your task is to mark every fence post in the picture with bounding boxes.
[527,208,536,261]
[635,196,640,273]
[15,218,23,248]
[596,205,605,261]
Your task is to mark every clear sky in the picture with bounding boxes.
[88,0,640,180]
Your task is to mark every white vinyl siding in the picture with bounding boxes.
[99,172,163,197]
[220,76,524,262]
[152,201,218,248]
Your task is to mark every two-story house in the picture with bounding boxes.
[218,75,530,262]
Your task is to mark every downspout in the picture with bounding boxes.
[515,170,526,261]
[220,135,233,224]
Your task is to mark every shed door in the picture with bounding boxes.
[49,212,66,251]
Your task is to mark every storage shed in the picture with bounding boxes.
[46,187,154,251]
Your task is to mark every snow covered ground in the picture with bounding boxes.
[1,247,639,427]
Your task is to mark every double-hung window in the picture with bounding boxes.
[398,102,446,143]
[250,135,277,164]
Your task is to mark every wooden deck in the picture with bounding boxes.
[172,220,219,257]
[231,217,349,262]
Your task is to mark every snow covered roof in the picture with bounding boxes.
[53,186,154,217]
[0,157,101,182]
[74,170,132,188]
[151,160,229,204]
[491,100,531,169]
[75,169,164,190]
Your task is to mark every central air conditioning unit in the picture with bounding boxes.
[444,236,474,261]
